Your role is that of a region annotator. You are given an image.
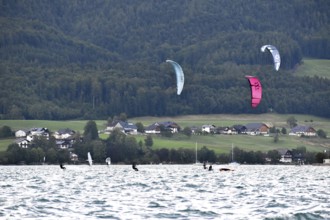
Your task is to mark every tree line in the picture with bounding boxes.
[0,1,329,120]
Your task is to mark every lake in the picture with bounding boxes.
[0,164,329,219]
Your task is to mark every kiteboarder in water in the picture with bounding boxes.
[208,165,213,171]
[132,162,138,171]
[203,161,207,169]
[60,163,66,170]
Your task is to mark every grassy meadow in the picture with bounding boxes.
[1,113,329,154]
[295,58,330,79]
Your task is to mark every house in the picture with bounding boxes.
[217,126,238,135]
[70,152,78,162]
[289,125,317,137]
[15,129,29,138]
[106,121,138,134]
[245,123,269,135]
[15,138,30,148]
[190,126,201,134]
[278,149,293,163]
[56,139,74,149]
[201,125,216,133]
[54,128,76,139]
[233,125,247,134]
[145,121,180,134]
[30,128,49,138]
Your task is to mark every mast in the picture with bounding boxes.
[231,143,234,162]
[195,142,198,164]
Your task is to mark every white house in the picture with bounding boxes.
[278,149,293,163]
[54,128,76,139]
[15,138,30,148]
[145,121,180,134]
[105,121,138,134]
[15,129,29,138]
[289,125,317,137]
[201,125,216,133]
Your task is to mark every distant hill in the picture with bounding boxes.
[0,1,329,119]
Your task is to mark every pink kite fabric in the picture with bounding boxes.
[245,75,262,108]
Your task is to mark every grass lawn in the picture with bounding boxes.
[295,58,330,79]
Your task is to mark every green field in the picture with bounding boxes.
[295,58,330,79]
[2,113,328,154]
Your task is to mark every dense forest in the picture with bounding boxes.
[0,0,329,120]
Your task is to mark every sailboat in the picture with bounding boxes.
[228,143,240,166]
[105,157,111,166]
[87,152,93,166]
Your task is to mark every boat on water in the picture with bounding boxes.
[228,143,240,166]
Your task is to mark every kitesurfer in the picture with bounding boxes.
[203,161,207,169]
[132,162,138,171]
[60,163,66,170]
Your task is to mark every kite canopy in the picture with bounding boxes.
[166,59,184,95]
[261,45,281,71]
[245,75,262,108]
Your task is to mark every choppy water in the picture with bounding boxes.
[0,165,329,220]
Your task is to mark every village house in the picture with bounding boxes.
[201,125,216,134]
[30,127,49,138]
[233,125,247,134]
[15,138,30,148]
[145,121,180,134]
[56,139,74,149]
[105,121,138,134]
[53,128,76,139]
[217,126,238,135]
[245,123,270,135]
[289,125,317,137]
[15,129,29,138]
[278,149,293,163]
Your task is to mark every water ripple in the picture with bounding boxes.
[0,165,329,219]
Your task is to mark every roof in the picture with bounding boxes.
[290,125,315,133]
[245,123,268,130]
[118,121,137,130]
[57,128,75,135]
[145,121,179,130]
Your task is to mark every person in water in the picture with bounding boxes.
[60,163,66,170]
[132,162,138,171]
[208,165,213,171]
[203,161,207,169]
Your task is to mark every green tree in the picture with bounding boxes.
[144,135,153,149]
[267,150,281,164]
[273,133,279,143]
[46,148,58,164]
[0,126,13,138]
[84,120,99,141]
[135,122,145,133]
[286,116,298,128]
[92,140,106,163]
[182,127,192,137]
[6,144,23,164]
[316,129,327,139]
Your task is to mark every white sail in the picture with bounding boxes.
[105,157,111,166]
[87,152,93,166]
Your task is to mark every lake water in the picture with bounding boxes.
[0,164,329,220]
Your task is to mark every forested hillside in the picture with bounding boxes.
[0,0,329,120]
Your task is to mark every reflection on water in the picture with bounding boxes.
[0,165,329,219]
